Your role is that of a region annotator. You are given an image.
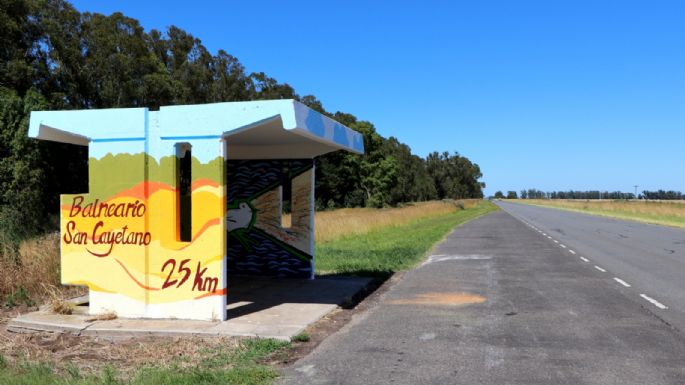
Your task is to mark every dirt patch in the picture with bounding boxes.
[387,292,486,306]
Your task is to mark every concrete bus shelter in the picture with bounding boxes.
[28,100,364,322]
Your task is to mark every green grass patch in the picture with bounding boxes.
[315,200,498,277]
[291,332,310,343]
[0,338,291,385]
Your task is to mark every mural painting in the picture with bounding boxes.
[226,160,314,278]
[60,137,226,321]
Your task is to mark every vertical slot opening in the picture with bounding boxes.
[281,164,292,228]
[177,143,192,242]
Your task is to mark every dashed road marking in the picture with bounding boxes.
[569,250,576,255]
[560,244,566,248]
[640,294,668,310]
[580,257,589,262]
[542,233,547,236]
[613,277,631,287]
[594,265,606,272]
[553,240,559,244]
[547,236,552,239]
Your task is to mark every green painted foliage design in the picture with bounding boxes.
[87,153,223,200]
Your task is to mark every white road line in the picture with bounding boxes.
[569,250,576,255]
[640,294,668,310]
[594,265,606,272]
[613,277,631,287]
[542,233,547,236]
[560,244,567,248]
[547,236,552,239]
[580,256,589,262]
[553,240,559,244]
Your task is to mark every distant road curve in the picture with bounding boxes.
[496,200,685,332]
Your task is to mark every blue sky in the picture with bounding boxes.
[70,0,684,196]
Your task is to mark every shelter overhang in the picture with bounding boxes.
[29,99,364,158]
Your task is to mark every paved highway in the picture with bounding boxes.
[497,201,685,332]
[281,209,685,384]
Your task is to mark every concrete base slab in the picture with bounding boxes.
[8,312,95,334]
[7,276,372,341]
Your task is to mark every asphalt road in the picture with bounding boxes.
[497,201,685,332]
[280,209,685,385]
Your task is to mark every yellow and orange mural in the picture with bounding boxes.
[60,148,226,320]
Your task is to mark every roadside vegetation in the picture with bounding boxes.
[288,200,469,243]
[0,233,83,309]
[516,199,685,229]
[0,337,291,385]
[315,200,498,277]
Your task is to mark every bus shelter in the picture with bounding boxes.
[28,100,364,321]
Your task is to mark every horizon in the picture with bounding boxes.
[69,0,685,196]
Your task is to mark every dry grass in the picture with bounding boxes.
[45,285,75,315]
[0,330,243,378]
[519,199,685,228]
[49,300,74,315]
[85,311,117,322]
[0,233,85,306]
[312,200,479,243]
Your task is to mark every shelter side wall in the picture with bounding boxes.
[60,135,227,320]
[145,138,226,320]
[227,159,314,278]
[60,141,149,317]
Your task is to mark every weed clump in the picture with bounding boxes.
[291,332,310,343]
[3,287,34,308]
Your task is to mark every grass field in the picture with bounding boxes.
[516,199,685,229]
[315,200,498,277]
[0,199,496,385]
[281,200,476,243]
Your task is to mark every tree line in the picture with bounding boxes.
[0,0,485,245]
[492,189,683,200]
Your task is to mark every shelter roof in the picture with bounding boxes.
[29,100,364,158]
